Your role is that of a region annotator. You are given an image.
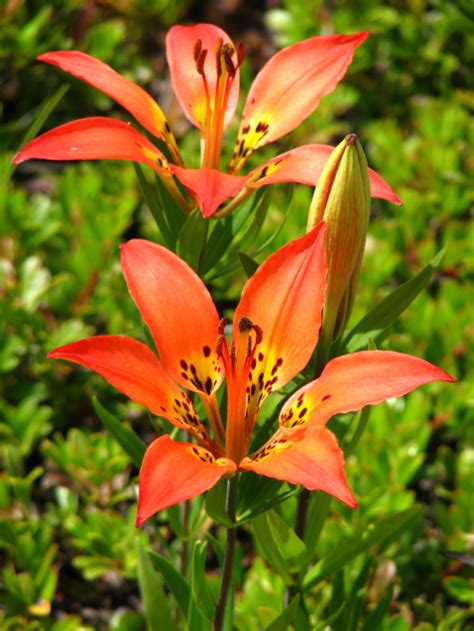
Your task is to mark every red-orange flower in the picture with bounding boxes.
[12,24,401,217]
[48,227,454,526]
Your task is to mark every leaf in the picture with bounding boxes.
[148,549,208,627]
[253,509,307,580]
[205,480,234,527]
[136,541,174,631]
[344,248,445,352]
[238,251,259,278]
[265,595,300,631]
[92,397,146,469]
[177,209,208,271]
[134,164,173,247]
[360,585,393,631]
[5,83,69,185]
[312,603,346,631]
[302,506,421,590]
[188,541,214,628]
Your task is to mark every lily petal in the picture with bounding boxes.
[136,435,236,525]
[279,350,456,430]
[12,117,169,173]
[231,32,368,166]
[166,24,239,130]
[240,425,356,508]
[172,166,248,217]
[47,336,205,434]
[234,223,327,417]
[120,240,223,395]
[38,51,170,142]
[248,144,402,205]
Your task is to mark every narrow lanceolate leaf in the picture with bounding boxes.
[92,397,145,468]
[252,509,307,580]
[177,209,208,271]
[344,248,445,352]
[148,549,209,627]
[134,164,174,248]
[265,595,300,631]
[12,117,169,174]
[302,506,421,590]
[136,542,175,631]
[5,83,69,184]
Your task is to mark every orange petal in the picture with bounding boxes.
[234,223,327,413]
[38,51,170,141]
[172,166,248,217]
[240,426,356,508]
[279,350,456,430]
[232,32,367,163]
[120,239,223,395]
[166,24,239,130]
[12,117,169,173]
[47,336,206,434]
[248,144,402,205]
[136,435,236,525]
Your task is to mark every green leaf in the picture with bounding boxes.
[313,603,346,631]
[92,397,146,469]
[5,83,69,185]
[360,585,393,631]
[154,173,188,246]
[253,509,307,580]
[134,164,174,247]
[265,595,300,631]
[344,248,445,352]
[188,541,214,628]
[136,541,174,631]
[205,480,234,527]
[302,506,421,590]
[148,549,208,627]
[177,209,208,271]
[148,549,190,615]
[238,251,259,278]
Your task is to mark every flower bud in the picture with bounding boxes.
[307,134,370,348]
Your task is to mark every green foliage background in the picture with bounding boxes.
[1,1,472,629]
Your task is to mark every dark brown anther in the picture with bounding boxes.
[218,317,230,335]
[196,49,208,76]
[238,316,254,333]
[224,52,236,78]
[193,39,202,62]
[237,41,246,66]
[215,38,224,77]
[253,324,263,345]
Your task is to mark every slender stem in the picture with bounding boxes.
[214,475,238,631]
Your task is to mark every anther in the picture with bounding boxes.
[196,49,207,75]
[237,41,245,66]
[218,317,230,335]
[193,39,202,62]
[238,316,253,333]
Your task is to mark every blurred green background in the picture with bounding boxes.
[1,1,473,629]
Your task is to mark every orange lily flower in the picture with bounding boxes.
[13,24,401,217]
[48,226,454,525]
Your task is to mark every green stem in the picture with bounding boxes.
[214,475,238,631]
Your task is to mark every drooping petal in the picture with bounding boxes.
[240,426,356,508]
[230,32,368,167]
[38,51,171,143]
[247,144,402,205]
[136,435,236,526]
[120,239,223,396]
[12,117,169,173]
[172,166,248,217]
[279,351,455,430]
[233,222,327,420]
[166,24,240,130]
[47,336,207,436]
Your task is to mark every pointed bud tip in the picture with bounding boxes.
[345,133,357,145]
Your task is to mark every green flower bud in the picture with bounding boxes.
[307,134,370,349]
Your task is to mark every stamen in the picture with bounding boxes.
[193,39,202,62]
[215,38,224,77]
[237,41,245,66]
[196,49,208,76]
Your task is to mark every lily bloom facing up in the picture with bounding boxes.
[48,226,454,526]
[13,24,401,217]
